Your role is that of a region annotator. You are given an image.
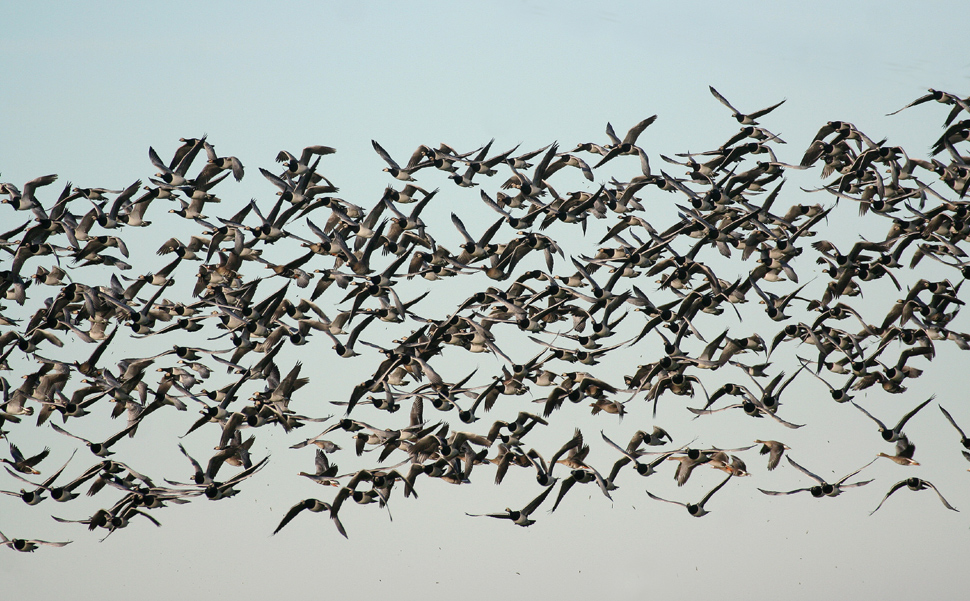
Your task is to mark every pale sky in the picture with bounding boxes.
[2,2,969,599]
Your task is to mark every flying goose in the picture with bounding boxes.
[646,473,733,517]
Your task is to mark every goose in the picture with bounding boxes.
[151,135,207,184]
[372,140,429,181]
[850,395,934,442]
[887,89,970,118]
[754,440,790,471]
[273,498,345,537]
[666,449,713,486]
[203,456,269,501]
[709,86,785,125]
[465,485,553,527]
[646,473,733,517]
[708,452,750,477]
[545,152,595,181]
[0,174,58,216]
[876,434,920,466]
[412,143,478,173]
[0,530,70,552]
[758,456,875,497]
[1,449,77,505]
[594,116,658,168]
[451,213,504,265]
[197,140,243,182]
[462,139,520,180]
[870,478,958,515]
[50,420,140,457]
[524,428,583,487]
[275,145,336,176]
[600,431,683,479]
[1,442,49,474]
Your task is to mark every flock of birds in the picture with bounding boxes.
[2,86,970,550]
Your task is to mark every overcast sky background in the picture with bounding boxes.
[2,2,970,598]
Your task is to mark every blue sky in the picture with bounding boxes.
[2,2,969,598]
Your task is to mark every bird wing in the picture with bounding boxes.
[645,489,685,507]
[894,395,934,433]
[709,86,739,115]
[837,458,877,485]
[50,423,92,446]
[274,499,311,535]
[785,456,825,484]
[850,401,888,432]
[748,98,786,120]
[522,485,554,514]
[698,474,733,507]
[372,140,401,170]
[550,475,577,513]
[623,115,658,146]
[870,479,908,515]
[758,487,811,496]
[940,405,967,440]
[924,480,959,511]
